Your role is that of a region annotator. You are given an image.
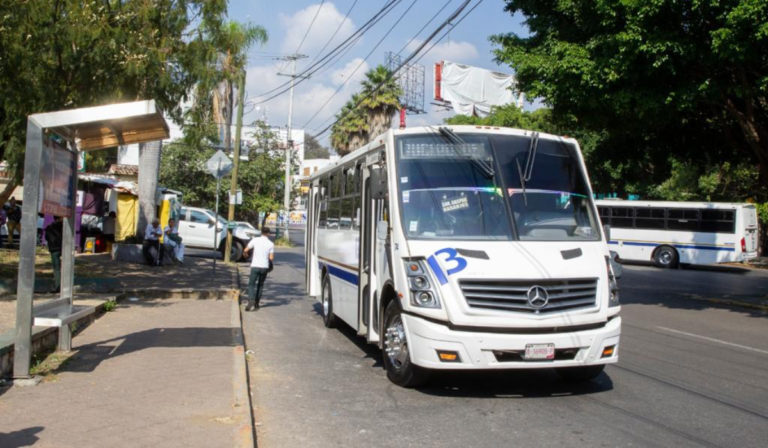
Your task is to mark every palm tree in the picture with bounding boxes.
[360,65,402,138]
[330,66,401,155]
[331,94,368,155]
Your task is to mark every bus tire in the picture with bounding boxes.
[321,274,338,328]
[556,364,605,382]
[652,245,678,268]
[382,301,429,388]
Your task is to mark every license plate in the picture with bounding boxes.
[524,343,555,360]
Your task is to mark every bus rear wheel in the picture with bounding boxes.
[382,301,429,388]
[652,245,678,268]
[321,274,338,328]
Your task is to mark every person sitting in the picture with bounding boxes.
[142,218,164,266]
[163,217,184,264]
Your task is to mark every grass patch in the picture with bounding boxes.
[274,237,294,248]
[103,298,117,311]
[29,350,75,379]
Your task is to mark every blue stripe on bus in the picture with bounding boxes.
[608,240,735,252]
[427,255,449,285]
[323,262,359,285]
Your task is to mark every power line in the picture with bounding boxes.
[413,0,483,65]
[252,0,402,103]
[311,0,478,139]
[306,0,358,68]
[306,0,453,130]
[395,0,454,57]
[293,0,326,55]
[301,0,420,129]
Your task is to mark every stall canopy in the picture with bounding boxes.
[14,100,169,380]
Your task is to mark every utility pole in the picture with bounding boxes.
[277,54,308,241]
[225,69,246,263]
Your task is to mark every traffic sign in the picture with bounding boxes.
[206,150,233,178]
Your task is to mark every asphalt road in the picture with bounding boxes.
[241,233,768,447]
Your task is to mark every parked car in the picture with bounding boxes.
[177,206,259,261]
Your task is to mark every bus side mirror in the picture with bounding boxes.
[370,167,388,200]
[603,224,611,242]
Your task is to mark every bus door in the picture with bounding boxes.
[359,158,386,343]
[305,184,321,297]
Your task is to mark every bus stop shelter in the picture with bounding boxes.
[13,100,169,380]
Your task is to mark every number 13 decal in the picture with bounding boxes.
[427,248,467,285]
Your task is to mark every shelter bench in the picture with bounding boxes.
[32,297,95,351]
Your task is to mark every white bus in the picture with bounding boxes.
[305,126,621,387]
[596,200,759,268]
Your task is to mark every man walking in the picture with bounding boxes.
[243,227,274,311]
[45,216,64,293]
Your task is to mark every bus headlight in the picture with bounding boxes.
[605,256,620,307]
[403,260,441,309]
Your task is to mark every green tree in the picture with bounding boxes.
[331,65,402,155]
[492,0,768,190]
[0,1,263,203]
[304,133,330,159]
[159,120,286,226]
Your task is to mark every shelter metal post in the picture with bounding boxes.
[13,119,43,379]
[58,146,78,351]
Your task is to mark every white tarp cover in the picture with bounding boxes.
[440,61,521,117]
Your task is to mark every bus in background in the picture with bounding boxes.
[305,126,621,387]
[596,200,759,268]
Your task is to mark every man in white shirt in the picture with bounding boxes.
[142,218,164,266]
[242,227,275,311]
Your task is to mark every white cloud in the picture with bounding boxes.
[329,58,369,86]
[407,39,479,65]
[280,3,356,55]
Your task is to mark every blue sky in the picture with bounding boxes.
[228,0,527,146]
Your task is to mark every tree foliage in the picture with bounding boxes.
[492,0,768,193]
[0,0,266,202]
[304,133,330,159]
[159,121,285,225]
[331,65,401,155]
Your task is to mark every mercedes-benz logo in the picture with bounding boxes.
[526,285,549,309]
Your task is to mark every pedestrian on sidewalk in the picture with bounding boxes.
[45,216,64,293]
[163,217,184,264]
[243,227,274,311]
[5,197,21,245]
[142,218,164,266]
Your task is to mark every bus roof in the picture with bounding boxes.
[309,125,578,181]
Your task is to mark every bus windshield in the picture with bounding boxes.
[395,132,600,241]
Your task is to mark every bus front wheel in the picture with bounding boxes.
[653,245,678,268]
[382,301,429,388]
[321,275,338,328]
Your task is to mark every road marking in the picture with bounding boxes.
[657,326,768,355]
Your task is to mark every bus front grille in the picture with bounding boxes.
[459,278,598,313]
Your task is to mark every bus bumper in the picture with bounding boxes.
[401,314,621,370]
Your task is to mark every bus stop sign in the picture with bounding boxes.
[206,150,233,179]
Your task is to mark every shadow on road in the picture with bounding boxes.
[50,326,239,374]
[312,302,384,368]
[0,426,45,447]
[417,368,614,398]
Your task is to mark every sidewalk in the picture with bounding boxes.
[0,257,253,447]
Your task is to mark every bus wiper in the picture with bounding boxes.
[523,132,539,182]
[438,127,495,178]
[516,158,528,206]
[516,132,539,206]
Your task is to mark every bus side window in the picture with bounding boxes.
[328,199,341,229]
[318,178,328,228]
